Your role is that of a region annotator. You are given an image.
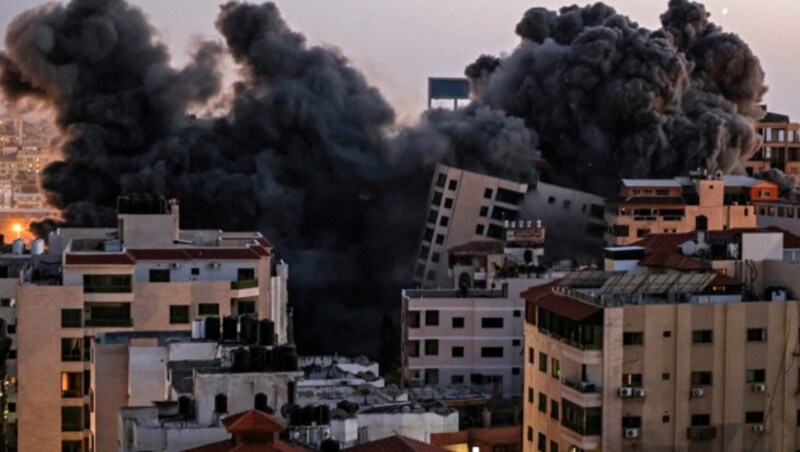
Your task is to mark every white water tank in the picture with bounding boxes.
[191,319,205,340]
[31,239,44,255]
[11,239,24,255]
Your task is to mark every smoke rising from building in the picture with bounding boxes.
[0,0,770,354]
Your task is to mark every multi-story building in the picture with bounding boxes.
[523,225,800,452]
[605,173,776,246]
[747,111,800,175]
[414,163,528,289]
[15,196,285,452]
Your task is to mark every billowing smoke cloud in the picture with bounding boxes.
[466,0,766,195]
[0,0,770,354]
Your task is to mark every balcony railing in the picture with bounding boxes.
[85,318,133,327]
[687,426,717,440]
[563,378,602,394]
[231,279,258,290]
[83,285,132,294]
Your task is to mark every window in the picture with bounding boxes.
[0,298,9,307]
[448,180,457,190]
[254,393,268,412]
[551,400,559,420]
[662,372,671,381]
[407,341,420,357]
[419,246,430,259]
[425,310,439,326]
[61,309,82,328]
[484,188,493,199]
[423,228,433,242]
[481,347,504,358]
[83,370,91,394]
[663,330,671,338]
[451,375,464,384]
[436,173,447,187]
[191,267,200,276]
[622,373,642,386]
[424,340,439,356]
[528,387,534,403]
[539,352,547,372]
[475,224,485,235]
[428,210,438,223]
[662,414,670,423]
[636,228,650,238]
[451,346,464,358]
[547,196,555,204]
[747,328,766,342]
[622,416,642,428]
[538,433,546,452]
[61,372,82,398]
[198,303,219,316]
[62,441,82,452]
[431,252,440,263]
[61,406,82,432]
[563,200,571,210]
[527,426,533,442]
[479,206,489,217]
[512,367,520,375]
[431,192,443,206]
[170,305,190,324]
[237,301,255,315]
[83,274,131,293]
[623,331,644,345]
[86,302,132,327]
[746,369,765,383]
[745,411,764,424]
[435,234,445,244]
[451,317,464,328]
[61,338,82,362]
[444,198,453,209]
[528,347,535,364]
[512,339,521,346]
[538,393,547,413]
[481,317,504,328]
[487,224,504,239]
[237,268,255,281]
[148,269,170,282]
[426,270,436,281]
[612,225,630,237]
[551,358,560,379]
[691,371,713,386]
[6,324,13,335]
[513,310,521,317]
[439,216,449,227]
[692,330,713,344]
[215,393,228,413]
[691,414,710,426]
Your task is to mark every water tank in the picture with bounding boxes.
[232,347,250,372]
[276,344,299,371]
[316,405,331,425]
[205,316,221,341]
[301,405,315,425]
[11,239,24,255]
[258,319,275,346]
[289,405,303,425]
[263,348,274,372]
[320,439,341,452]
[249,346,266,372]
[178,396,194,419]
[240,315,258,344]
[222,316,238,341]
[191,320,205,340]
[30,239,44,255]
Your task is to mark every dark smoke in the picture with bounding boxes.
[0,0,770,354]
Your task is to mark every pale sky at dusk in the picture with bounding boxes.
[1,0,798,120]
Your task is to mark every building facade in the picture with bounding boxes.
[746,111,800,175]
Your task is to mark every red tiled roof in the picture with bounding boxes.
[637,250,710,271]
[448,240,504,255]
[346,435,448,452]
[256,237,273,249]
[126,249,192,260]
[250,245,270,257]
[522,281,600,322]
[632,227,800,252]
[223,410,286,434]
[64,253,135,266]
[185,440,306,452]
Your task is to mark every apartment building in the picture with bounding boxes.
[522,227,800,452]
[15,196,285,452]
[605,173,776,246]
[746,111,800,175]
[414,163,528,289]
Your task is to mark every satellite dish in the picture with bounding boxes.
[680,240,697,256]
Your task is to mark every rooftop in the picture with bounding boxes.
[346,435,447,452]
[621,179,682,188]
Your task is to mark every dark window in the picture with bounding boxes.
[563,200,571,210]
[746,369,765,383]
[237,301,255,315]
[691,414,710,426]
[61,309,82,328]
[191,268,200,276]
[692,330,713,344]
[426,270,436,281]
[547,196,555,204]
[215,394,228,413]
[747,328,766,342]
[407,312,420,328]
[691,371,713,386]
[481,317,504,328]
[425,340,439,356]
[484,188,493,199]
[0,298,10,307]
[451,346,464,358]
[86,303,132,327]
[431,192,443,206]
[612,225,630,237]
[452,317,464,328]
[7,350,14,359]
[479,206,489,217]
[61,406,82,431]
[83,274,131,293]
[538,393,547,413]
[5,403,13,413]
[490,206,518,221]
[436,173,447,187]
[62,441,82,452]
[512,367,520,375]
[61,372,82,398]
[551,441,559,452]
[419,246,430,259]
[636,228,650,238]
[169,305,190,324]
[83,370,91,394]
[423,228,434,242]
[512,339,521,346]
[61,338,82,362]
[538,432,546,452]
[428,210,438,223]
[435,234,445,244]
[431,252,440,263]
[622,373,642,386]
[444,198,453,209]
[254,393,268,412]
[439,216,449,227]
[6,324,14,335]
[527,426,533,442]
[662,373,671,381]
[623,331,644,345]
[528,347,534,364]
[496,188,524,204]
[663,330,671,338]
[528,387,534,403]
[148,269,170,282]
[487,224,504,239]
[237,268,255,281]
[425,310,439,326]
[745,411,764,424]
[198,303,219,316]
[451,375,464,384]
[448,180,457,190]
[539,352,547,372]
[475,224,485,235]
[551,400,559,420]
[514,310,521,317]
[662,414,670,423]
[622,416,642,428]
[481,347,504,358]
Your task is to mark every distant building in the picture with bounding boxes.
[184,409,308,452]
[427,77,471,110]
[604,173,774,246]
[523,226,800,452]
[747,110,800,175]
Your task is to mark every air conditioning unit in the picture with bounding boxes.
[752,424,765,433]
[209,262,221,270]
[691,387,705,398]
[633,388,646,398]
[624,428,640,439]
[618,387,634,397]
[753,383,766,393]
[171,262,181,270]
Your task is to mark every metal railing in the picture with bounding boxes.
[83,285,132,294]
[85,318,133,327]
[687,426,716,440]
[562,378,602,394]
[231,279,258,290]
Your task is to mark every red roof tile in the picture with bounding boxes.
[637,250,710,271]
[448,240,504,255]
[256,237,273,249]
[222,410,286,434]
[185,439,306,452]
[64,253,135,266]
[346,435,448,452]
[522,281,600,322]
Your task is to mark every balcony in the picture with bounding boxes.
[231,279,258,290]
[85,318,133,327]
[83,285,131,293]
[563,378,601,394]
[687,426,716,441]
[561,378,603,407]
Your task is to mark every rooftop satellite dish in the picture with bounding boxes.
[680,240,697,256]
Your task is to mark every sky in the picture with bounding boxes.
[1,0,798,121]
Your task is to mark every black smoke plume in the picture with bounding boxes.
[0,0,769,354]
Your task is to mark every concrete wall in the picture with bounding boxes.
[357,411,459,443]
[128,345,168,405]
[193,372,299,425]
[94,343,128,452]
